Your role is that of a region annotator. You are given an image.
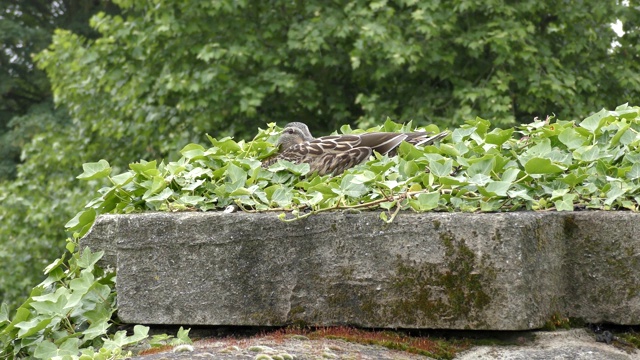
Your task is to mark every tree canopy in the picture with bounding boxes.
[38,0,640,153]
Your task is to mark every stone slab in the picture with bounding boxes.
[562,212,640,324]
[79,211,640,330]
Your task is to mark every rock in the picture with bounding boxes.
[80,211,640,329]
[455,329,635,360]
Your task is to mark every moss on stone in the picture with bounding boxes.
[383,231,497,328]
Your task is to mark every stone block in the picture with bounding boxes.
[79,211,640,329]
[561,212,640,324]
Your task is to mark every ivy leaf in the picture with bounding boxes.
[604,182,629,206]
[267,160,310,176]
[270,187,293,207]
[561,173,589,187]
[558,128,587,149]
[15,317,53,339]
[467,157,495,177]
[110,172,134,187]
[336,175,368,198]
[626,163,640,180]
[102,325,149,350]
[410,192,440,211]
[180,143,206,160]
[429,159,453,177]
[485,128,514,146]
[0,303,9,325]
[524,157,565,174]
[77,249,104,269]
[173,327,193,345]
[65,209,96,232]
[178,195,206,205]
[145,187,174,203]
[554,193,577,211]
[76,160,111,180]
[130,160,158,175]
[482,181,511,197]
[579,108,609,133]
[33,338,80,360]
[82,319,111,341]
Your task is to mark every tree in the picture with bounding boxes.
[0,0,119,181]
[36,0,640,147]
[0,0,119,309]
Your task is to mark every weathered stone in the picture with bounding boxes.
[562,212,640,324]
[79,211,640,330]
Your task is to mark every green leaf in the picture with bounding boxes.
[411,192,440,211]
[178,195,205,205]
[337,175,368,198]
[270,187,293,207]
[626,163,640,180]
[573,145,609,162]
[110,172,134,187]
[65,209,96,231]
[558,128,587,149]
[467,157,495,177]
[82,320,111,341]
[130,160,158,175]
[483,181,511,197]
[77,249,104,269]
[226,163,247,184]
[34,338,80,360]
[180,143,206,160]
[142,175,168,199]
[524,157,565,174]
[0,303,9,326]
[561,173,588,187]
[102,325,149,350]
[579,108,609,133]
[146,187,174,203]
[15,317,53,339]
[173,327,192,345]
[76,160,111,180]
[485,128,514,146]
[429,159,453,177]
[604,182,629,206]
[554,194,577,211]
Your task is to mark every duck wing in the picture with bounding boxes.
[405,131,449,146]
[356,132,409,155]
[271,135,371,175]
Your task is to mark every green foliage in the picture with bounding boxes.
[64,105,640,229]
[0,242,190,358]
[0,1,120,181]
[148,327,192,348]
[3,0,639,313]
[2,104,640,358]
[36,0,640,142]
[0,0,121,312]
[0,245,145,359]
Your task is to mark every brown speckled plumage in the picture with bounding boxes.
[263,122,448,175]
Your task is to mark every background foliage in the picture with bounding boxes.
[2,108,640,358]
[1,0,640,319]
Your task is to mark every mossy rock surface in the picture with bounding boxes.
[81,211,640,329]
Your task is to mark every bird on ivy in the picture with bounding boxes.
[262,122,448,176]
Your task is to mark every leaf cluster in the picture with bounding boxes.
[67,104,640,230]
[0,246,147,359]
[35,0,640,145]
[2,104,640,358]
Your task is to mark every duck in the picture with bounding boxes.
[262,122,448,176]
